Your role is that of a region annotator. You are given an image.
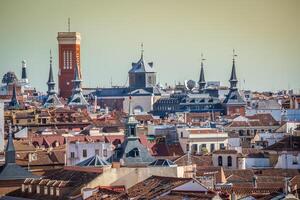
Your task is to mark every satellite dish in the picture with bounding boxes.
[185,80,196,91]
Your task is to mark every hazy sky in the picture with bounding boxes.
[0,0,299,93]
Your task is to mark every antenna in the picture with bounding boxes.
[50,49,52,64]
[141,42,144,58]
[68,17,71,32]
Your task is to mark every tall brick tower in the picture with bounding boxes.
[57,30,81,98]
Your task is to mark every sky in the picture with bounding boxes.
[0,0,299,93]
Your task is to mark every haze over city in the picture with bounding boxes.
[0,0,299,92]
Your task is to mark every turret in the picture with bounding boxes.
[198,54,206,93]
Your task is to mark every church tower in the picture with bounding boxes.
[44,50,63,108]
[223,50,246,116]
[68,63,88,107]
[128,44,156,89]
[57,19,81,98]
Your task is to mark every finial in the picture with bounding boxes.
[141,43,144,58]
[50,49,52,64]
[232,49,237,60]
[68,17,71,32]
[201,53,206,65]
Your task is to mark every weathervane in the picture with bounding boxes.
[232,49,237,60]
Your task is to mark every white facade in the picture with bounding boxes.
[0,101,3,152]
[66,141,113,166]
[246,157,270,168]
[275,151,300,169]
[177,127,228,154]
[123,95,160,114]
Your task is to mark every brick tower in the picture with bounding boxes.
[57,31,81,98]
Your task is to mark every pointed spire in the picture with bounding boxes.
[48,50,54,84]
[229,49,238,90]
[5,124,16,164]
[74,62,80,81]
[9,84,19,108]
[198,53,206,93]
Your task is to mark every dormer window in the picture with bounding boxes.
[36,185,40,194]
[44,186,48,195]
[127,148,140,157]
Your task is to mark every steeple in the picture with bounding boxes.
[198,54,206,93]
[5,126,15,164]
[9,84,19,109]
[47,50,55,95]
[125,95,139,138]
[229,49,238,90]
[68,62,88,107]
[44,50,63,108]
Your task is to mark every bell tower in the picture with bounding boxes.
[57,19,81,98]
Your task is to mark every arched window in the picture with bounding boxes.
[228,156,232,167]
[218,156,223,166]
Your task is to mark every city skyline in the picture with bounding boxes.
[0,0,299,92]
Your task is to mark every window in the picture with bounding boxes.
[181,132,183,138]
[50,187,54,195]
[56,188,60,196]
[218,156,223,166]
[127,148,140,157]
[210,144,215,152]
[70,152,75,158]
[82,149,87,158]
[21,184,25,192]
[36,185,40,194]
[95,149,99,156]
[220,143,225,149]
[44,186,48,195]
[293,155,298,165]
[103,149,107,157]
[27,119,31,123]
[228,156,232,167]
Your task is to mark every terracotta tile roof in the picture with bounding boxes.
[174,154,212,167]
[127,176,193,199]
[264,135,300,151]
[213,150,238,154]
[151,142,184,157]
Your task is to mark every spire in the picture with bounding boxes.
[5,124,16,164]
[68,62,88,107]
[229,49,238,90]
[9,84,19,108]
[47,50,55,95]
[44,50,63,108]
[21,60,27,80]
[198,53,206,93]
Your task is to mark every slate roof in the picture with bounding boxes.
[111,137,155,166]
[93,86,161,97]
[223,89,245,105]
[76,155,111,167]
[128,54,155,73]
[0,133,38,180]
